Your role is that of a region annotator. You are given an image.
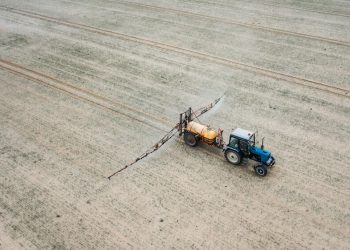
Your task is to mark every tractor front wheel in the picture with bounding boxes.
[184,131,198,147]
[224,150,241,165]
[254,165,267,177]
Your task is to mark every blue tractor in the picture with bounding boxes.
[223,128,275,176]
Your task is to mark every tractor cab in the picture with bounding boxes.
[228,128,255,156]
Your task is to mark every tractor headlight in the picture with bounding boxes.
[266,156,273,165]
[266,156,275,166]
[266,158,271,165]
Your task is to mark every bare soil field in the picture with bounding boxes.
[0,0,349,249]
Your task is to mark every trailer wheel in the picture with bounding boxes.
[254,165,267,177]
[184,131,198,147]
[224,150,241,165]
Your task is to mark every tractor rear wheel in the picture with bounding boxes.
[184,131,198,147]
[224,150,241,165]
[254,165,267,177]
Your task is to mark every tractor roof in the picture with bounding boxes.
[231,128,255,140]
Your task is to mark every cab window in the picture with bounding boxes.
[229,137,239,147]
[239,140,249,155]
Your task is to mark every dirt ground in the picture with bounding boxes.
[0,0,349,249]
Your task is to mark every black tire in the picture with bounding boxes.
[224,149,241,165]
[184,131,198,147]
[254,165,267,177]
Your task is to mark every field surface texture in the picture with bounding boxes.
[0,0,350,249]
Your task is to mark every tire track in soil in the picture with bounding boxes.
[198,0,350,17]
[0,6,349,97]
[68,0,350,46]
[0,87,167,184]
[0,72,164,154]
[55,0,350,84]
[21,52,181,118]
[10,35,344,129]
[0,59,173,131]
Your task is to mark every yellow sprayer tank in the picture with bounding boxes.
[186,121,218,143]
